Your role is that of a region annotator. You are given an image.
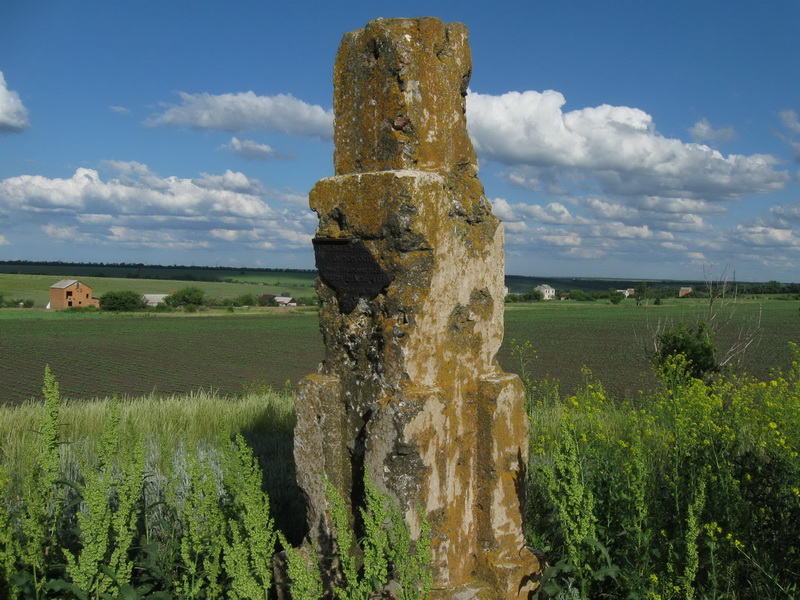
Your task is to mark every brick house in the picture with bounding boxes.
[48,279,100,309]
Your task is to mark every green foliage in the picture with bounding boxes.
[635,281,649,305]
[235,293,258,306]
[4,350,799,599]
[506,289,545,303]
[63,398,146,596]
[0,370,291,599]
[221,434,277,599]
[527,288,544,302]
[608,291,625,305]
[217,293,261,308]
[15,365,64,598]
[325,477,363,599]
[655,321,717,379]
[322,474,432,600]
[568,288,589,301]
[99,290,147,311]
[0,462,18,598]
[389,505,433,600]
[279,532,323,600]
[171,450,226,598]
[165,286,206,308]
[526,342,800,599]
[1,296,35,308]
[0,370,429,599]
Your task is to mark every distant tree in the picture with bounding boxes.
[761,280,784,295]
[524,289,544,302]
[259,296,279,307]
[569,289,589,302]
[100,290,147,312]
[609,291,625,305]
[654,321,717,380]
[165,286,206,308]
[635,282,649,305]
[294,296,319,307]
[652,287,678,300]
[228,293,258,307]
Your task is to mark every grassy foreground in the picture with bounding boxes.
[1,352,799,599]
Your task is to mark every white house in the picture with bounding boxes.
[142,294,169,307]
[535,284,556,300]
[274,296,297,307]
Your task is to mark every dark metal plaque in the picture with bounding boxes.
[313,238,393,313]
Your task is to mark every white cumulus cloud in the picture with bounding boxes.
[589,222,657,240]
[466,89,786,200]
[689,118,736,142]
[147,91,333,138]
[769,203,800,226]
[778,109,800,162]
[221,137,279,160]
[0,164,272,218]
[0,72,29,133]
[733,225,800,249]
[0,162,317,253]
[780,110,800,135]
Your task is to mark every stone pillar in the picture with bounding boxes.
[294,17,540,599]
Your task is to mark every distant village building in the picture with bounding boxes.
[679,287,693,298]
[274,296,297,307]
[535,284,556,300]
[142,294,169,307]
[47,279,100,309]
[616,288,636,298]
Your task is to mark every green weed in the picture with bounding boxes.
[526,343,800,599]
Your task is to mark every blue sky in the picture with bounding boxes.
[1,1,798,282]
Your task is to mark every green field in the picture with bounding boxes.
[0,309,323,404]
[0,261,318,286]
[501,299,800,397]
[1,297,798,405]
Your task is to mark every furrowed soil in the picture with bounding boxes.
[1,300,797,405]
[0,309,322,404]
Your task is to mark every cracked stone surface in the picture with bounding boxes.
[294,17,540,599]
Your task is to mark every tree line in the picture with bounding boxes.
[97,287,317,312]
[506,279,800,304]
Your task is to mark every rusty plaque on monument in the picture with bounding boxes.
[313,237,393,313]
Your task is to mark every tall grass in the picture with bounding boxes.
[0,375,432,599]
[3,349,799,598]
[0,382,298,599]
[0,388,294,475]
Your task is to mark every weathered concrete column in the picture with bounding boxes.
[294,17,540,599]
